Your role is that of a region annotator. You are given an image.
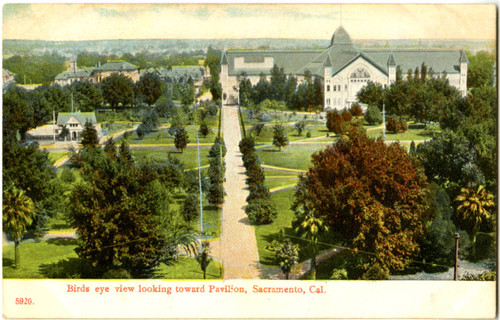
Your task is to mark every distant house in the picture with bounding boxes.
[27,112,101,144]
[54,61,140,86]
[143,66,208,92]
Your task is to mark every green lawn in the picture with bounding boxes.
[154,256,222,279]
[3,240,222,279]
[256,144,328,171]
[251,123,329,144]
[121,128,216,145]
[3,240,79,278]
[254,189,340,268]
[265,179,298,191]
[48,152,68,164]
[102,123,136,136]
[367,127,433,141]
[131,147,211,169]
[264,169,301,178]
[188,197,221,238]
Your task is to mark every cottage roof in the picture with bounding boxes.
[55,69,93,80]
[99,61,138,72]
[57,112,97,126]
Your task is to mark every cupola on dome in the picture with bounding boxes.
[330,26,353,46]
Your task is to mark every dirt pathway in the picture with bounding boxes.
[218,106,262,279]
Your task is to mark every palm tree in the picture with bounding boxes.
[196,242,212,279]
[455,185,495,255]
[2,187,35,269]
[276,238,299,279]
[295,213,328,279]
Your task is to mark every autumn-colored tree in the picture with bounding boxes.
[350,103,363,117]
[326,110,343,134]
[292,129,429,273]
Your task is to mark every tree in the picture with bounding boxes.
[326,110,343,133]
[467,51,495,88]
[350,103,363,116]
[182,193,199,222]
[272,124,289,151]
[294,121,307,136]
[136,72,163,107]
[251,123,265,137]
[276,238,299,279]
[70,81,103,111]
[245,198,277,225]
[199,123,211,138]
[100,73,134,111]
[357,81,384,109]
[118,140,134,165]
[292,129,429,273]
[365,106,382,125]
[294,213,328,279]
[80,121,99,148]
[2,187,35,268]
[454,185,495,254]
[196,242,212,280]
[174,128,190,153]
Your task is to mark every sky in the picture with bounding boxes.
[2,3,497,41]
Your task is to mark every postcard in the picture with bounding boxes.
[2,3,497,318]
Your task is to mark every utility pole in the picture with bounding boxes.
[454,233,460,280]
[382,102,386,141]
[53,109,56,144]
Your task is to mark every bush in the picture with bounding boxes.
[386,117,408,134]
[257,113,272,123]
[365,106,382,125]
[102,268,132,279]
[461,271,496,281]
[330,268,348,280]
[238,137,255,156]
[326,110,343,134]
[350,103,363,116]
[245,198,277,225]
[60,167,76,184]
[306,131,311,138]
[341,109,352,122]
[422,123,441,138]
[361,263,390,280]
[182,193,199,222]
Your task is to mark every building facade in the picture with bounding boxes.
[54,61,140,86]
[220,26,468,110]
[27,112,101,143]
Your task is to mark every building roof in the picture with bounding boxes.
[147,67,205,83]
[224,26,465,79]
[57,112,97,126]
[99,61,138,72]
[55,69,93,80]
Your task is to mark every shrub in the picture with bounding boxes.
[182,193,199,222]
[247,181,271,202]
[386,117,408,134]
[102,268,132,279]
[245,198,277,225]
[326,110,343,134]
[341,109,352,122]
[257,113,272,123]
[361,263,390,280]
[350,103,363,116]
[365,106,382,125]
[60,167,76,184]
[461,271,496,281]
[306,131,311,138]
[251,123,265,136]
[330,268,348,280]
[238,136,255,156]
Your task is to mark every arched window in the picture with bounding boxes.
[350,67,371,80]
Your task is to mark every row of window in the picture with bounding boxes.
[326,98,346,106]
[326,84,349,92]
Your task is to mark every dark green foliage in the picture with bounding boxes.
[60,167,76,184]
[409,141,417,157]
[209,136,227,158]
[246,183,271,203]
[100,73,135,110]
[182,193,199,222]
[67,148,175,278]
[365,106,382,125]
[294,121,307,136]
[357,81,384,109]
[118,141,134,165]
[275,238,299,279]
[238,136,255,155]
[272,124,289,151]
[136,109,159,139]
[199,123,211,138]
[361,263,390,280]
[245,198,277,225]
[467,51,495,88]
[207,138,226,206]
[3,52,66,85]
[80,121,99,148]
[418,183,457,271]
[102,269,132,279]
[136,72,163,107]
[69,81,103,112]
[174,128,190,153]
[251,123,265,136]
[181,82,195,107]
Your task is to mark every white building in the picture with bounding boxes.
[220,26,468,110]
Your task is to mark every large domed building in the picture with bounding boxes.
[220,26,468,110]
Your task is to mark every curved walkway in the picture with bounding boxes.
[219,106,261,279]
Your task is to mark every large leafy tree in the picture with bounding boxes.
[80,121,99,148]
[70,81,103,111]
[68,148,177,278]
[293,129,430,274]
[467,51,495,88]
[100,73,134,111]
[2,187,36,268]
[136,73,163,107]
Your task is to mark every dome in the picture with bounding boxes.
[330,26,353,46]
